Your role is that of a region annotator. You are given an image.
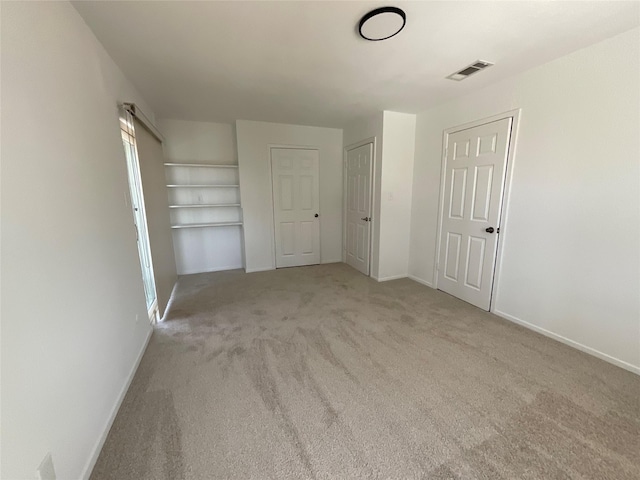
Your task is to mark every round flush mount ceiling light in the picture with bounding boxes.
[358,6,406,41]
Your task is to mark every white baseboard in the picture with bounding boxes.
[493,309,640,376]
[178,264,243,275]
[376,274,408,282]
[247,262,342,273]
[321,259,343,264]
[81,328,153,479]
[408,274,434,288]
[245,266,275,274]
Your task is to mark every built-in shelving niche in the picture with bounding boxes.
[164,162,243,274]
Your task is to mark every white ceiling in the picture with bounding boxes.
[73,1,639,128]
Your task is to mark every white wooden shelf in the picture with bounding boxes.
[166,184,240,188]
[164,163,239,168]
[168,204,241,209]
[171,222,243,229]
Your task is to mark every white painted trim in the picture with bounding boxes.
[408,274,434,288]
[160,280,179,322]
[122,103,164,143]
[433,109,522,310]
[376,274,408,282]
[342,147,348,264]
[81,328,153,480]
[178,264,243,275]
[245,266,275,274]
[321,259,343,264]
[147,298,158,321]
[343,137,376,277]
[433,129,448,288]
[488,111,522,311]
[268,144,320,150]
[493,309,640,376]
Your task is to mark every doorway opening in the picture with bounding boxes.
[119,108,158,322]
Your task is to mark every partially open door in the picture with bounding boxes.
[437,117,512,311]
[345,142,373,276]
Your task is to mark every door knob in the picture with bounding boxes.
[361,217,370,222]
[485,227,495,233]
[314,213,319,218]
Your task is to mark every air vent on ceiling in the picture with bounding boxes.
[447,60,494,81]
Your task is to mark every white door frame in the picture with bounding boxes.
[433,109,521,312]
[268,144,321,268]
[120,108,158,317]
[343,137,376,275]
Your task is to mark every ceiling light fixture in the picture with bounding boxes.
[358,6,406,41]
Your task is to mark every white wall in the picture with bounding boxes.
[409,27,640,372]
[1,2,155,478]
[158,119,243,274]
[343,112,384,148]
[236,120,343,272]
[378,112,416,280]
[159,119,237,164]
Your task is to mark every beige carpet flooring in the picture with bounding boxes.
[91,263,640,480]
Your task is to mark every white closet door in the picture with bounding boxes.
[271,148,320,268]
[345,143,373,276]
[438,117,512,310]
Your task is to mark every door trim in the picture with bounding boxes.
[343,137,376,276]
[433,109,521,312]
[268,145,321,268]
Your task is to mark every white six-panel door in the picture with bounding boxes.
[271,148,320,268]
[345,143,373,275]
[438,118,512,310]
